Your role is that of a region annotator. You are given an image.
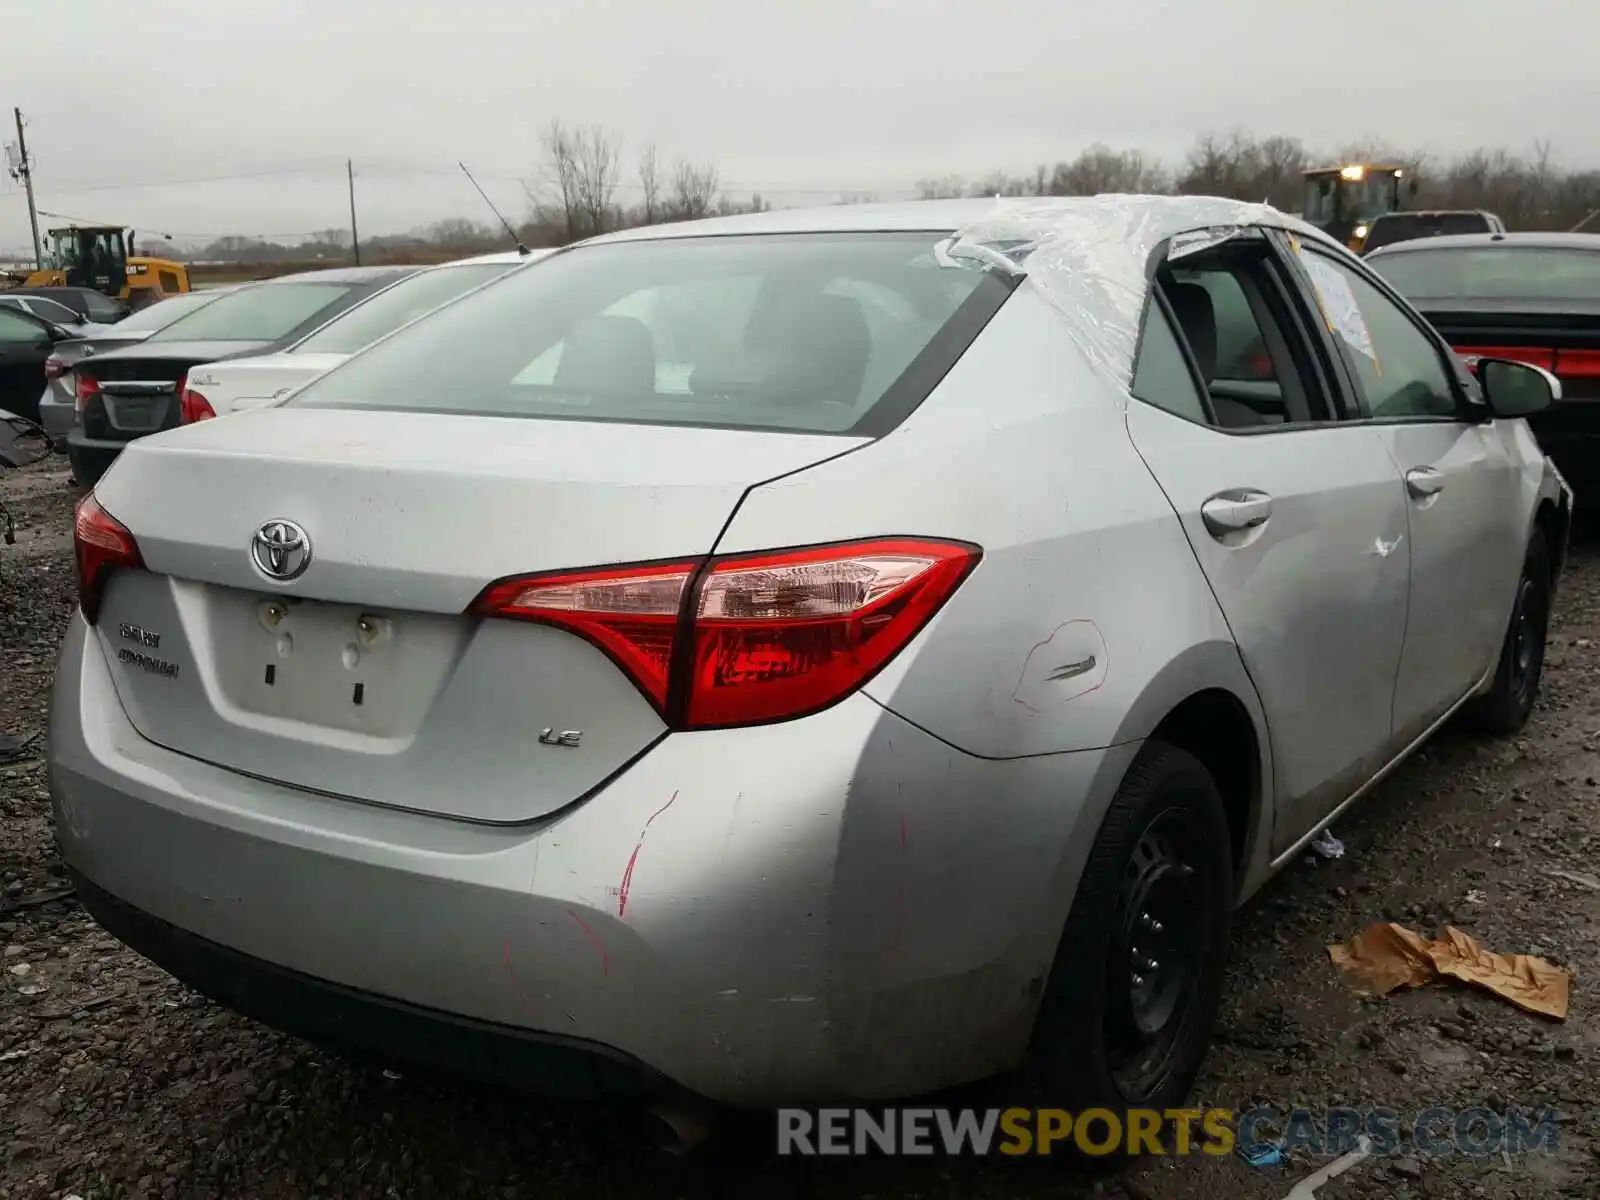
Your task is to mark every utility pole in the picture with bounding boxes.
[9,108,44,268]
[346,159,361,265]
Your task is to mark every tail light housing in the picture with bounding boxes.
[180,377,216,424]
[44,354,65,381]
[74,372,101,412]
[472,537,981,729]
[73,495,144,625]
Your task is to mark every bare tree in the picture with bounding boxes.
[1048,145,1170,196]
[917,174,966,200]
[638,143,662,225]
[670,158,720,220]
[539,119,583,242]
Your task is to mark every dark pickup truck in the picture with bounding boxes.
[1361,210,1506,255]
[1368,231,1600,491]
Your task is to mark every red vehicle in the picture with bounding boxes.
[1367,231,1600,492]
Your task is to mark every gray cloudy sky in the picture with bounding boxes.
[3,0,1596,254]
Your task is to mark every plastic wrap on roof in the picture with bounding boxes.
[944,195,1296,384]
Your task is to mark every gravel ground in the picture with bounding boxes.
[4,456,1599,1199]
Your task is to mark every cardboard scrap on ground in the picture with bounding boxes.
[1327,922,1570,1020]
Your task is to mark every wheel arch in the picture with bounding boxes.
[1107,640,1274,898]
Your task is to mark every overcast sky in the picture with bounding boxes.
[3,0,1596,255]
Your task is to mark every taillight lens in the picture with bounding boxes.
[74,372,101,412]
[180,379,216,424]
[44,354,65,380]
[471,538,980,728]
[472,561,694,711]
[73,495,145,625]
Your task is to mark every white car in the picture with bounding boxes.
[180,249,550,420]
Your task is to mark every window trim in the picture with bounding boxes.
[1279,235,1476,427]
[1134,234,1343,437]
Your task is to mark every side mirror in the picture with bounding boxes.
[1478,357,1559,418]
[47,323,72,341]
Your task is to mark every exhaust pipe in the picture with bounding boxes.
[644,1101,713,1157]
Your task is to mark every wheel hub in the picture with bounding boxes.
[1105,814,1207,1095]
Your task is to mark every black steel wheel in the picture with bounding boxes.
[1025,740,1234,1118]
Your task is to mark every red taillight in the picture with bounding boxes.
[1557,349,1600,379]
[44,354,65,380]
[73,495,144,625]
[74,372,101,412]
[471,538,981,729]
[180,378,216,424]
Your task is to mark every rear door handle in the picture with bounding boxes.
[1200,489,1273,537]
[1405,467,1445,498]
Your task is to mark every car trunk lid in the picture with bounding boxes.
[80,341,272,440]
[89,407,864,823]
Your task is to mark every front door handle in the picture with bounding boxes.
[1201,489,1273,537]
[1405,467,1445,498]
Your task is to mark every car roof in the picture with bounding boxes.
[437,248,554,267]
[1368,231,1600,255]
[253,265,420,285]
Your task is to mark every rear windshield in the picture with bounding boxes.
[112,289,226,332]
[148,281,358,343]
[1370,246,1600,303]
[289,233,1006,435]
[292,262,516,355]
[1363,214,1493,252]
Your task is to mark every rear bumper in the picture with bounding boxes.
[65,429,132,472]
[49,613,1130,1105]
[71,870,660,1098]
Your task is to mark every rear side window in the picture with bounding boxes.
[81,292,126,322]
[1369,246,1600,304]
[149,282,356,342]
[293,263,516,355]
[289,233,1012,435]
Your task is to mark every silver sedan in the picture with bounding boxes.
[49,196,1570,1114]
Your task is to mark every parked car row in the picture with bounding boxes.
[0,250,546,485]
[44,197,1578,1124]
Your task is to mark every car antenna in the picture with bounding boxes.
[458,162,529,256]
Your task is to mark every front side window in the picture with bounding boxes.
[290,233,1007,436]
[1299,247,1458,420]
[0,309,46,344]
[148,282,357,343]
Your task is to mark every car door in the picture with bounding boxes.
[1282,236,1526,744]
[0,308,56,422]
[1124,229,1412,856]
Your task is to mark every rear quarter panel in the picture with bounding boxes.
[719,284,1257,763]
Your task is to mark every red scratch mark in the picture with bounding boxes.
[567,908,610,977]
[503,940,538,1010]
[1011,619,1108,715]
[617,790,680,917]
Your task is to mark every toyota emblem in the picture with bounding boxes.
[250,519,312,581]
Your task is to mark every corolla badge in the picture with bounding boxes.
[250,519,312,581]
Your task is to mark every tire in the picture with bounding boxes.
[68,447,106,490]
[1462,529,1552,737]
[1023,740,1234,1119]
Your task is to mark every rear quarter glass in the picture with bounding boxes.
[287,233,1018,437]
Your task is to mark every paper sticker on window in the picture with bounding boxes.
[1302,254,1377,362]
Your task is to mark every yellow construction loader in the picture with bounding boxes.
[21,225,191,309]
